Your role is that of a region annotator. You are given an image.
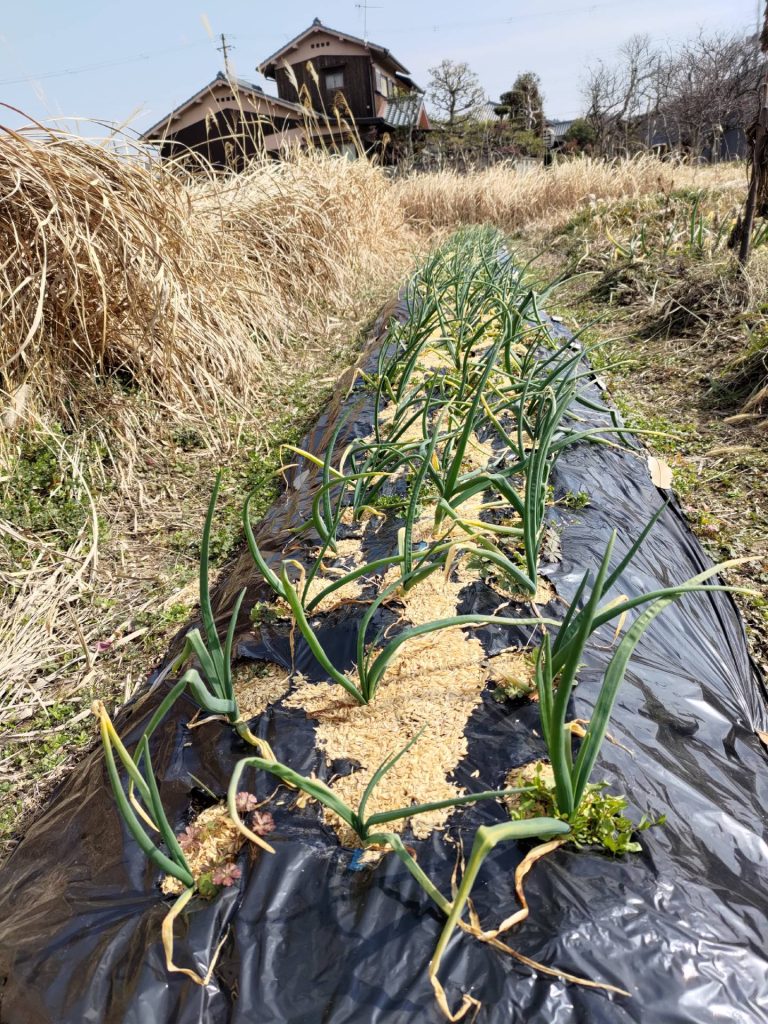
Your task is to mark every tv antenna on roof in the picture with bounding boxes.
[355,2,382,43]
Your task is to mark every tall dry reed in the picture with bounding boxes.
[394,156,743,233]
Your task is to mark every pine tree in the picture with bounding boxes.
[495,72,545,134]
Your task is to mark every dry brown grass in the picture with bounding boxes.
[1,124,410,425]
[1,134,743,439]
[531,169,767,412]
[521,171,768,682]
[394,155,743,234]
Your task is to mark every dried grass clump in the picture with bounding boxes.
[232,661,291,719]
[394,156,741,234]
[0,119,414,815]
[0,122,412,426]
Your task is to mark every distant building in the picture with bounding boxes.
[642,118,748,162]
[140,18,430,167]
[139,74,307,166]
[543,119,575,152]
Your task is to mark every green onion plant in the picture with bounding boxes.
[95,227,748,1010]
[165,472,276,757]
[245,499,555,704]
[537,518,755,819]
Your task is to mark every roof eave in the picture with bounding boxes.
[257,20,410,79]
[140,77,224,140]
[140,76,307,142]
[394,71,423,92]
[367,44,410,76]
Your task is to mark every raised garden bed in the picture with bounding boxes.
[1,229,766,1024]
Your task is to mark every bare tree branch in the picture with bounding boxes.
[582,28,763,159]
[427,60,486,126]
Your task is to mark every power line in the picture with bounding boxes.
[0,40,209,88]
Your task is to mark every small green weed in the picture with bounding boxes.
[0,790,23,838]
[368,492,410,515]
[135,602,192,631]
[248,601,283,626]
[562,490,590,510]
[490,653,537,702]
[171,426,206,451]
[1,427,102,557]
[508,761,663,855]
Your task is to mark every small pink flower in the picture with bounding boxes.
[212,863,242,887]
[236,791,259,813]
[251,811,276,836]
[177,825,199,851]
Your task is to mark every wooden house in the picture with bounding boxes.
[140,18,429,167]
[139,74,308,168]
[258,17,430,153]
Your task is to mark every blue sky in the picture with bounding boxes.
[0,0,755,133]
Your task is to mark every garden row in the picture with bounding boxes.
[95,229,749,1019]
[3,230,765,1024]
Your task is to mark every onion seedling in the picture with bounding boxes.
[246,503,555,704]
[538,519,756,819]
[355,581,553,704]
[228,730,532,849]
[95,700,274,986]
[229,734,573,1018]
[429,816,570,1016]
[167,472,275,757]
[95,700,195,886]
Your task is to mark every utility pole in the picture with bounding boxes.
[738,73,768,265]
[734,6,768,266]
[217,33,235,78]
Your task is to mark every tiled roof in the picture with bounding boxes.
[431,101,502,124]
[259,18,410,77]
[546,119,575,140]
[381,93,424,129]
[477,101,501,122]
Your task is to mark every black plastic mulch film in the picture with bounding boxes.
[1,298,767,1024]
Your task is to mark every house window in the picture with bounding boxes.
[325,69,344,90]
[375,70,392,97]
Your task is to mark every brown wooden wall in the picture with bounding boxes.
[159,110,301,170]
[274,54,374,120]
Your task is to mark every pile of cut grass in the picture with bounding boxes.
[1,125,410,423]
